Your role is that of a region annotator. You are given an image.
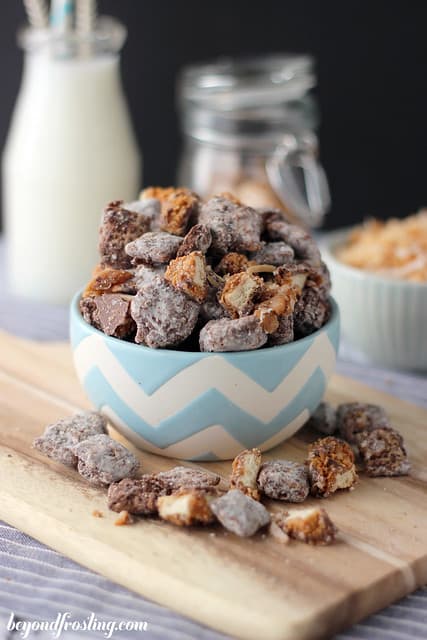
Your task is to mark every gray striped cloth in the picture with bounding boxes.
[1,238,426,640]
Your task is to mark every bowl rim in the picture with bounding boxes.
[321,227,427,289]
[70,290,340,360]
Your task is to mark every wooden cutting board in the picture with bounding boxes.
[0,329,426,640]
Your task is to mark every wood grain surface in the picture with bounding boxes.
[0,329,426,640]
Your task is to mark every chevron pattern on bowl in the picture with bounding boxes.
[70,293,340,461]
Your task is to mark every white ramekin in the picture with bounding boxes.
[321,229,427,371]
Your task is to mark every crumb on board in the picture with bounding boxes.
[114,510,134,526]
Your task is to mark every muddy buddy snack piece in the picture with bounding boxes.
[200,286,230,322]
[275,507,338,545]
[210,489,270,537]
[265,215,321,265]
[219,272,263,318]
[125,198,161,228]
[293,288,331,337]
[83,265,135,298]
[160,188,199,236]
[156,466,221,492]
[199,315,267,352]
[133,264,166,288]
[251,242,294,266]
[99,201,151,269]
[307,436,358,498]
[358,428,411,477]
[165,251,208,303]
[157,488,216,526]
[337,402,391,445]
[257,461,309,502]
[199,195,262,254]
[215,252,252,276]
[230,448,262,500]
[125,231,182,266]
[130,275,199,348]
[107,476,166,515]
[177,224,212,257]
[33,411,107,467]
[74,434,140,487]
[305,402,337,436]
[80,294,135,339]
[268,313,294,346]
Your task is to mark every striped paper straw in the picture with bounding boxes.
[76,0,97,35]
[23,0,49,29]
[50,0,74,34]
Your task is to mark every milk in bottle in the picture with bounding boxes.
[2,18,141,303]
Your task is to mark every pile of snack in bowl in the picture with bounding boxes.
[79,187,331,352]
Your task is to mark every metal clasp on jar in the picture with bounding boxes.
[266,131,331,228]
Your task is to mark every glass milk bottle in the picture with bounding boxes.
[2,17,141,303]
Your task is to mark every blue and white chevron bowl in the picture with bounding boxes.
[70,293,340,461]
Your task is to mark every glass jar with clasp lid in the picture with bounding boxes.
[177,55,330,228]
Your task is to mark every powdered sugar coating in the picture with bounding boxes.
[177,224,212,257]
[210,489,270,537]
[125,231,182,265]
[251,242,294,266]
[265,215,321,265]
[99,201,151,269]
[74,434,140,487]
[156,466,221,492]
[306,402,337,436]
[337,402,391,445]
[199,316,267,352]
[33,412,107,467]
[257,460,309,502]
[199,196,262,254]
[80,294,135,339]
[358,428,411,477]
[130,275,199,348]
[107,476,166,514]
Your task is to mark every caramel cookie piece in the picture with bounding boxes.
[274,507,338,545]
[83,265,135,298]
[33,411,107,467]
[337,403,391,446]
[307,436,358,498]
[305,402,337,436]
[199,195,262,254]
[215,252,252,276]
[177,224,212,257]
[74,434,140,487]
[210,490,270,537]
[250,242,294,266]
[80,294,135,339]
[107,476,167,515]
[165,251,208,303]
[358,428,411,477]
[99,201,151,269]
[125,231,182,266]
[160,188,199,236]
[157,488,216,526]
[230,448,262,500]
[199,316,267,352]
[156,466,221,492]
[219,272,263,318]
[257,461,309,502]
